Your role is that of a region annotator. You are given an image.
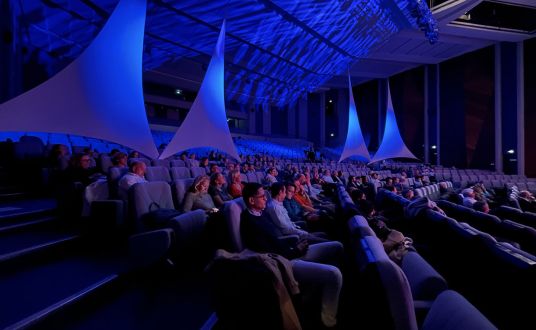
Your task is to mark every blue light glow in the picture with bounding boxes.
[339,75,370,162]
[370,82,419,164]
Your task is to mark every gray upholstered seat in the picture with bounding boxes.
[145,166,172,183]
[170,166,191,180]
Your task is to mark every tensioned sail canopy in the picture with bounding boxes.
[0,0,159,159]
[339,75,370,163]
[159,21,240,161]
[369,83,419,164]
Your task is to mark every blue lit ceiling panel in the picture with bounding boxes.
[15,0,433,106]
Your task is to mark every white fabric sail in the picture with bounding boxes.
[159,21,240,161]
[339,75,370,162]
[370,83,419,164]
[0,0,159,159]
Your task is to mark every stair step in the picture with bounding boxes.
[0,249,124,329]
[0,233,79,263]
[0,216,57,234]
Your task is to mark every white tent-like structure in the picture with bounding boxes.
[158,21,240,161]
[0,0,159,159]
[369,83,419,164]
[339,75,370,162]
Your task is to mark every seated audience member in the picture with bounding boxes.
[209,164,221,175]
[118,160,147,200]
[518,190,536,213]
[384,185,398,194]
[267,183,329,244]
[111,152,128,169]
[222,162,235,176]
[350,189,366,204]
[188,153,199,168]
[393,177,403,191]
[228,169,244,198]
[404,196,446,218]
[346,175,360,192]
[129,151,139,159]
[321,170,335,184]
[264,167,278,186]
[402,189,415,201]
[284,183,320,223]
[49,144,70,171]
[240,183,343,328]
[182,175,217,213]
[332,171,345,185]
[438,182,450,200]
[209,173,232,208]
[199,157,209,170]
[461,188,477,207]
[63,153,101,187]
[473,200,490,214]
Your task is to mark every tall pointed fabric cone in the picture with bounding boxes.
[339,75,370,163]
[369,83,419,164]
[0,0,158,159]
[159,21,240,161]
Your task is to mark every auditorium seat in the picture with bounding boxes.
[172,178,195,209]
[128,181,174,232]
[190,166,206,178]
[145,166,172,183]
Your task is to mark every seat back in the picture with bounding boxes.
[401,251,447,301]
[171,159,186,167]
[169,209,209,265]
[190,166,207,178]
[422,290,497,330]
[151,159,170,168]
[129,181,174,229]
[145,166,172,183]
[129,157,151,167]
[108,167,128,199]
[172,178,195,209]
[223,198,247,252]
[246,172,258,183]
[170,166,191,180]
[99,154,113,174]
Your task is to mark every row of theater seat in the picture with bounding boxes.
[337,186,496,329]
[414,182,453,200]
[377,189,536,329]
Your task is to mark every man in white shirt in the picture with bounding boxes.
[118,160,148,200]
[264,167,278,186]
[266,182,329,244]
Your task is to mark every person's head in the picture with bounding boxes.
[462,188,475,198]
[323,169,331,177]
[190,175,210,194]
[230,169,241,183]
[351,189,366,203]
[77,154,92,169]
[270,182,286,202]
[210,164,220,174]
[385,177,393,186]
[112,152,128,167]
[180,152,187,161]
[189,154,196,159]
[384,185,397,194]
[210,172,226,187]
[130,161,146,177]
[200,157,209,166]
[519,190,533,199]
[129,151,139,159]
[243,183,267,211]
[267,167,277,177]
[248,164,255,171]
[402,189,414,200]
[285,182,296,200]
[226,162,235,171]
[438,181,448,193]
[358,199,375,218]
[473,201,490,213]
[110,148,120,157]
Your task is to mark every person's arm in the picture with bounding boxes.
[182,192,195,212]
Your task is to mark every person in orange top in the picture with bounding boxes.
[228,169,245,198]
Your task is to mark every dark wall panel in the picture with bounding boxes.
[307,93,321,147]
[525,38,536,177]
[390,67,425,161]
[440,47,494,169]
[271,106,288,137]
[354,80,379,151]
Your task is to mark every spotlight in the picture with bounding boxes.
[175,89,183,95]
[329,99,333,103]
[507,149,515,154]
[431,145,437,149]
[330,133,334,137]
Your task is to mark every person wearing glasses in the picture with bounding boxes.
[240,183,343,328]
